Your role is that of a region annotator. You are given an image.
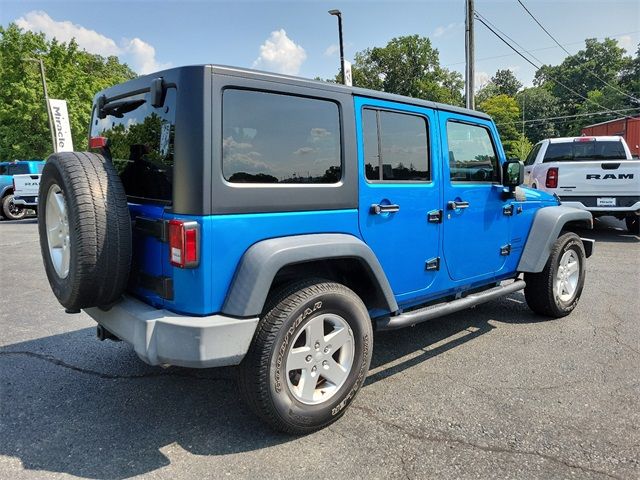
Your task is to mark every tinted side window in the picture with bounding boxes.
[0,165,6,175]
[447,121,499,182]
[363,108,430,182]
[8,164,29,175]
[525,143,541,166]
[91,88,176,203]
[222,90,341,183]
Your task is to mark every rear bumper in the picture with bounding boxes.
[13,196,37,207]
[85,295,259,368]
[560,195,640,215]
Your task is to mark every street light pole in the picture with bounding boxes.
[328,9,345,85]
[26,57,56,153]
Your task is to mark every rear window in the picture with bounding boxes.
[7,164,30,175]
[543,141,627,162]
[91,88,176,203]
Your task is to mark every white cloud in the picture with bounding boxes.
[122,37,171,74]
[324,44,339,57]
[15,10,169,74]
[618,35,633,53]
[432,22,463,39]
[475,71,491,90]
[253,29,307,75]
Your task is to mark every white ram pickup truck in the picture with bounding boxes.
[12,173,41,210]
[524,136,640,234]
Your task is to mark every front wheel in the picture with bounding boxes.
[626,216,639,235]
[2,194,26,220]
[524,232,586,318]
[238,280,373,434]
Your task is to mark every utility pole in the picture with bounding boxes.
[522,94,525,138]
[465,0,475,110]
[26,57,56,152]
[329,9,346,85]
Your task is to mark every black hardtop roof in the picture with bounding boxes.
[96,64,491,121]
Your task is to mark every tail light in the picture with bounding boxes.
[546,167,559,189]
[89,136,109,149]
[168,220,200,268]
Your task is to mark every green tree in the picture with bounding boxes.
[0,24,136,160]
[491,69,522,97]
[477,94,521,157]
[533,38,633,135]
[515,87,561,143]
[345,35,464,105]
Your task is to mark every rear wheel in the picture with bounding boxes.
[238,280,373,434]
[524,232,586,318]
[2,194,26,220]
[626,216,639,235]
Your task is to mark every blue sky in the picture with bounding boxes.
[1,0,638,89]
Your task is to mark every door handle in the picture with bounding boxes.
[447,200,470,210]
[370,203,400,214]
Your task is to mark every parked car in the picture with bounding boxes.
[0,160,45,220]
[13,172,41,211]
[524,136,640,233]
[37,65,594,433]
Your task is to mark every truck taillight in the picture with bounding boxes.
[546,167,559,189]
[168,220,199,268]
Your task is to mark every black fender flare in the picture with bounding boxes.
[221,233,398,317]
[518,206,594,273]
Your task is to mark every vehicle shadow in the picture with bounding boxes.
[570,216,639,244]
[0,292,537,479]
[0,217,37,225]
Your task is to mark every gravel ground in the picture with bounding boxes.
[1,217,638,479]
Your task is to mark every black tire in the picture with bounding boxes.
[524,232,586,318]
[626,216,640,235]
[2,194,26,220]
[38,152,132,311]
[238,280,373,434]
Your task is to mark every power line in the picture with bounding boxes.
[515,0,639,103]
[443,31,640,67]
[496,107,640,126]
[474,12,636,120]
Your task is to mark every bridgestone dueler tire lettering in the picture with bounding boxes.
[238,279,373,434]
[38,152,132,311]
[524,232,586,318]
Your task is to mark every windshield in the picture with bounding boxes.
[543,141,627,162]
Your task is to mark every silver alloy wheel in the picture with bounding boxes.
[555,250,579,302]
[285,313,355,405]
[45,184,70,279]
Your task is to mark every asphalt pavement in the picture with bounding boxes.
[1,217,639,479]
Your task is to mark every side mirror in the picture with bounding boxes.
[502,159,524,189]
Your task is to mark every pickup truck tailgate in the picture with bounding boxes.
[557,160,640,196]
[13,174,41,197]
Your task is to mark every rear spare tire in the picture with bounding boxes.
[38,152,132,311]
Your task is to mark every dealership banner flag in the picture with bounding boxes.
[48,99,74,152]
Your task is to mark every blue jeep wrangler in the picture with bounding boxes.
[0,160,44,220]
[38,65,593,433]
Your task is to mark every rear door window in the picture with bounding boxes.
[543,141,627,162]
[363,108,430,182]
[91,88,177,203]
[524,143,541,166]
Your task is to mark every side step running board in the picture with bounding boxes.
[377,280,526,331]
